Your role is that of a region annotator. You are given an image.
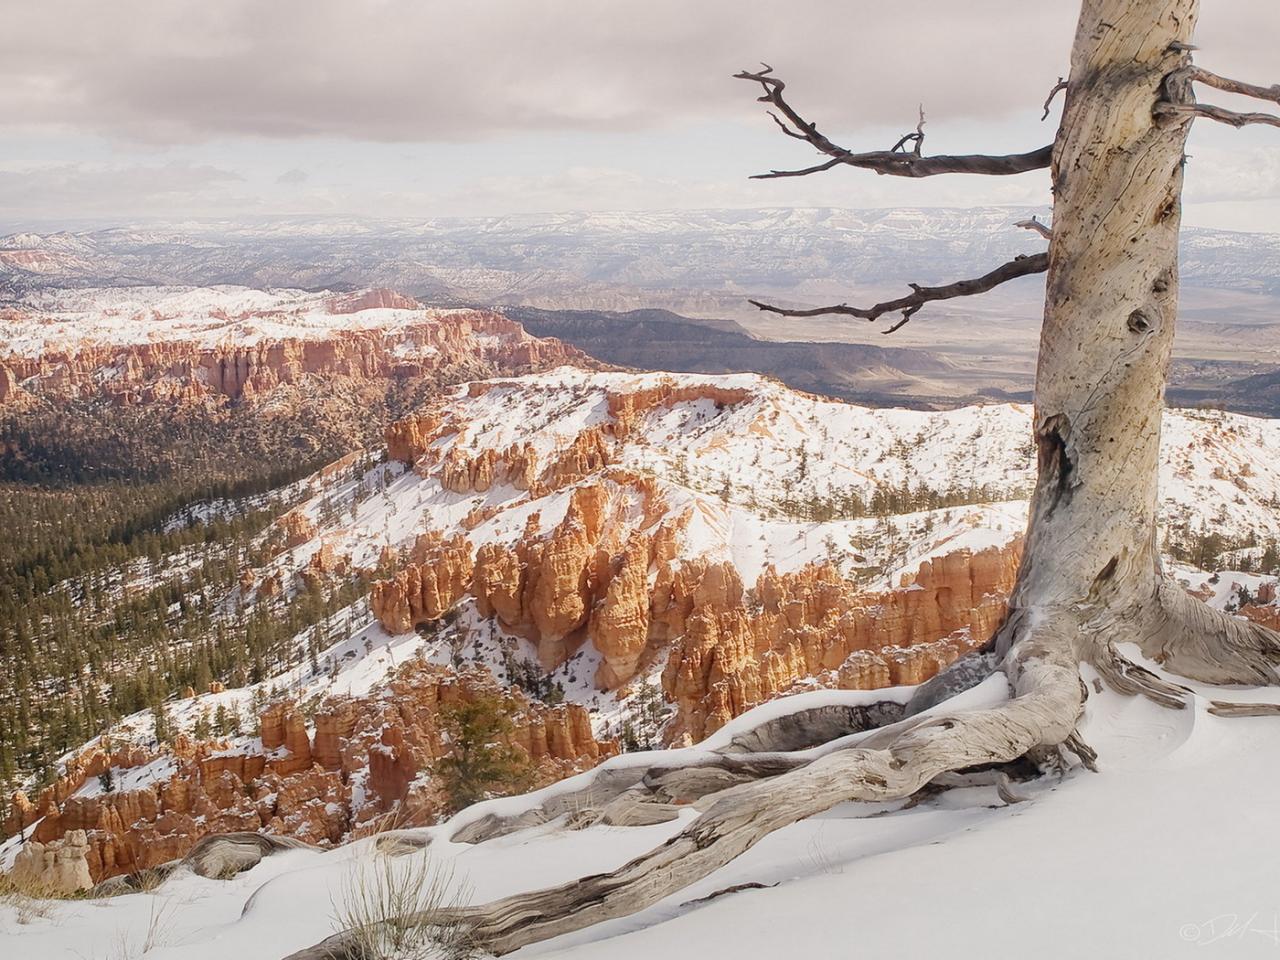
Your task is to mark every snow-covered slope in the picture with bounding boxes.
[326,368,1280,579]
[1,286,468,355]
[5,663,1280,960]
[3,367,1278,945]
[0,286,591,405]
[14,368,1280,781]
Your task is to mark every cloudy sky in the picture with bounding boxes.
[3,0,1279,230]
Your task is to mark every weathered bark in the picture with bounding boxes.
[1005,0,1196,639]
[285,4,1280,957]
[1004,0,1280,684]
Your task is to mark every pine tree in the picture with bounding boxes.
[152,703,173,745]
[433,695,533,812]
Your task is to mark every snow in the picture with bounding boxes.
[70,757,178,800]
[7,364,1274,816]
[0,285,476,356]
[6,660,1280,959]
[30,363,1265,812]
[303,368,1278,596]
[4,364,1278,957]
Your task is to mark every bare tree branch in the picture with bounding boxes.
[1042,77,1068,121]
[1155,100,1280,129]
[1015,216,1053,240]
[1157,63,1280,129]
[1180,65,1280,108]
[735,64,1053,179]
[888,105,927,155]
[747,252,1049,333]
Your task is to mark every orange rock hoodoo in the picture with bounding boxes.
[371,377,1032,739]
[4,662,615,886]
[1,305,588,407]
[1240,581,1280,631]
[662,542,1024,742]
[370,533,475,634]
[370,455,1026,740]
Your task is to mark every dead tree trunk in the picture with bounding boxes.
[286,3,1280,957]
[1012,0,1280,687]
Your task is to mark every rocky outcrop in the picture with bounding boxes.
[441,447,499,492]
[276,509,316,551]
[540,426,613,489]
[5,661,616,885]
[529,486,609,663]
[11,830,93,894]
[313,700,358,771]
[298,541,352,591]
[325,288,419,314]
[661,541,1023,742]
[370,533,475,634]
[592,535,653,688]
[0,364,20,403]
[386,410,449,466]
[259,702,313,775]
[1,298,592,408]
[466,484,625,670]
[3,742,156,839]
[348,662,614,829]
[369,448,1021,744]
[606,380,753,438]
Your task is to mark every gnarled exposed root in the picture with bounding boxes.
[187,833,318,880]
[1144,582,1280,685]
[451,694,915,845]
[642,754,809,804]
[902,650,1001,717]
[450,766,651,844]
[564,786,685,830]
[719,700,907,753]
[1206,700,1280,718]
[285,588,1279,959]
[1087,638,1190,709]
[373,830,434,856]
[285,613,1086,960]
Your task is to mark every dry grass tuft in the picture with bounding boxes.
[0,868,85,924]
[332,849,477,960]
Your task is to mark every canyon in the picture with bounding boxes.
[0,286,589,407]
[6,363,1278,892]
[7,211,1279,414]
[6,662,612,891]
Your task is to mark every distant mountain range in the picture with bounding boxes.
[3,208,1277,413]
[4,207,1280,303]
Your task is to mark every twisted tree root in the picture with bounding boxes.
[1143,583,1280,686]
[277,588,1280,959]
[286,613,1085,959]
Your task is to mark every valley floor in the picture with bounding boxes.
[5,651,1280,960]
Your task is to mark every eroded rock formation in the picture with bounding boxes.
[662,543,1023,742]
[3,662,615,885]
[10,830,93,894]
[1,300,590,408]
[367,458,1026,743]
[1240,581,1280,631]
[370,533,475,634]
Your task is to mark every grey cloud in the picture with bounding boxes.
[0,163,246,219]
[0,0,1092,143]
[3,2,1278,229]
[7,1,1270,147]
